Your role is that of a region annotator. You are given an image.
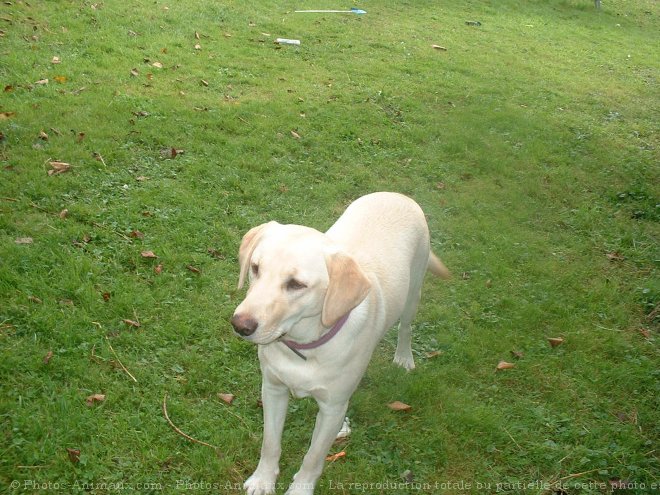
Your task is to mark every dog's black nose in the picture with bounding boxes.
[231,314,258,337]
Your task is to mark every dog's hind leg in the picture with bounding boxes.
[393,285,421,371]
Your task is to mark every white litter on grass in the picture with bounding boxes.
[336,417,351,440]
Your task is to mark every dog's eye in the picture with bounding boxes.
[251,263,259,276]
[286,279,307,291]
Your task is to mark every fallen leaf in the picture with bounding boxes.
[54,76,67,84]
[387,401,412,412]
[86,393,106,406]
[401,469,414,483]
[51,56,61,64]
[496,361,515,371]
[28,295,43,304]
[102,292,111,302]
[290,130,301,139]
[194,43,201,50]
[606,251,625,262]
[510,350,524,359]
[48,161,72,176]
[218,393,235,405]
[60,208,71,219]
[200,79,209,87]
[129,230,144,239]
[35,78,49,85]
[43,350,53,364]
[432,44,448,51]
[186,265,201,274]
[4,85,13,92]
[122,319,141,328]
[66,448,81,464]
[141,250,158,258]
[152,61,163,69]
[639,328,650,339]
[15,237,33,244]
[38,130,49,140]
[130,68,139,77]
[154,264,163,274]
[325,451,346,462]
[76,132,85,143]
[0,111,16,119]
[195,31,200,40]
[548,337,564,348]
[425,350,443,359]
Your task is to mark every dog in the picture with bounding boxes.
[231,192,450,495]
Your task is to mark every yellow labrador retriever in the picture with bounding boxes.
[231,192,449,495]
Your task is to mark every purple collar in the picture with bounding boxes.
[281,313,350,360]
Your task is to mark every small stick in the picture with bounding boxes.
[105,337,138,383]
[503,427,522,451]
[162,393,219,450]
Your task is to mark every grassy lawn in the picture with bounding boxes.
[1,0,658,493]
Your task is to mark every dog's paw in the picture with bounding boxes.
[393,352,415,371]
[244,473,277,495]
[284,482,315,495]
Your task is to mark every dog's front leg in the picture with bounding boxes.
[244,374,289,495]
[286,400,349,495]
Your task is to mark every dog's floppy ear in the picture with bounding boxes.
[237,222,277,289]
[322,252,371,327]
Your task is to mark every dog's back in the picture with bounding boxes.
[326,192,436,326]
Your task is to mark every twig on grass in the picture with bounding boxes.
[105,337,138,383]
[503,427,522,451]
[162,393,220,451]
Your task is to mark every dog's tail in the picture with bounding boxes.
[428,252,451,279]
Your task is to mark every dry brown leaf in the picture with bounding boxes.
[86,393,106,406]
[15,237,33,244]
[194,43,201,50]
[28,295,43,304]
[102,292,111,302]
[195,31,200,40]
[387,401,412,412]
[130,68,139,77]
[43,350,53,364]
[496,361,515,371]
[510,350,524,359]
[35,78,49,85]
[548,337,564,348]
[129,230,145,239]
[141,250,158,258]
[51,56,61,64]
[66,448,81,464]
[0,111,16,119]
[54,76,67,84]
[218,393,235,405]
[200,79,209,87]
[291,130,301,139]
[48,161,72,176]
[154,264,163,274]
[152,61,163,69]
[38,130,49,141]
[606,252,625,262]
[123,319,141,328]
[425,350,443,359]
[432,44,448,51]
[186,265,201,274]
[325,451,346,462]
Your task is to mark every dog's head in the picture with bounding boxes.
[230,222,371,345]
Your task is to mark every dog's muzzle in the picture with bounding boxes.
[231,314,258,337]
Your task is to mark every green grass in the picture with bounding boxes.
[1,0,658,493]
